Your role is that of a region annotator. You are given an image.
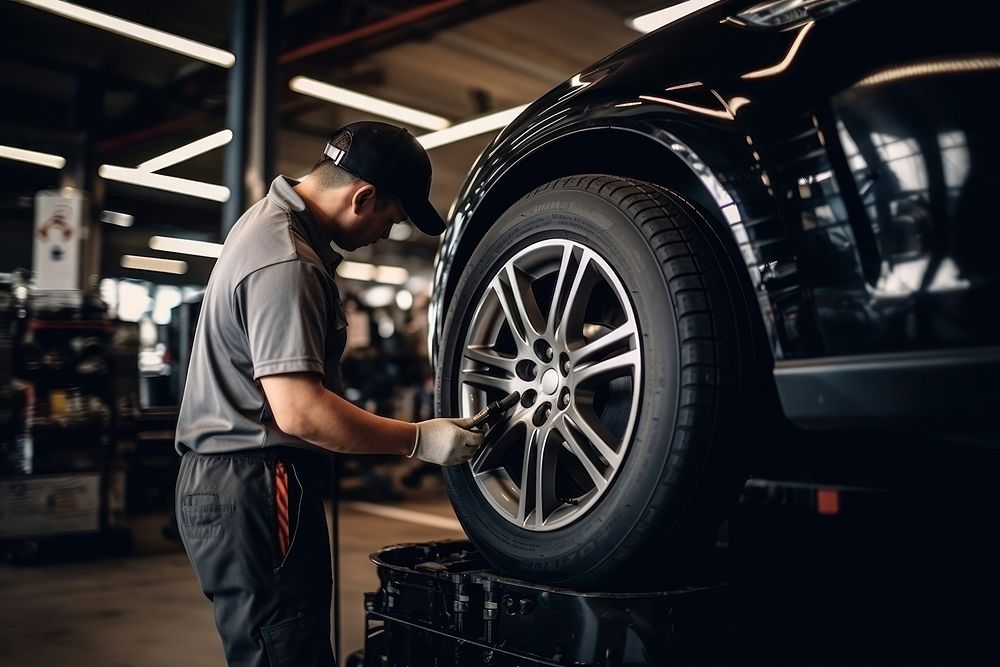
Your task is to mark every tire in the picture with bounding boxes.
[436,175,763,589]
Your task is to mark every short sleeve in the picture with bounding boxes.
[237,260,329,380]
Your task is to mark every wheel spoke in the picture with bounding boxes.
[565,404,621,467]
[554,415,607,492]
[550,248,592,346]
[460,368,516,393]
[570,322,637,364]
[536,427,563,527]
[504,263,546,339]
[573,347,641,385]
[545,244,574,336]
[470,412,529,474]
[463,344,517,373]
[515,429,539,526]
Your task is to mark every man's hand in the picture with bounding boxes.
[410,417,485,466]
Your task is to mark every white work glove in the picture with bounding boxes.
[409,417,484,466]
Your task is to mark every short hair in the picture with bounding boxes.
[308,158,359,189]
[307,158,395,211]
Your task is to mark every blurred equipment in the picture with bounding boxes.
[0,286,136,563]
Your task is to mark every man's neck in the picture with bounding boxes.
[293,180,343,242]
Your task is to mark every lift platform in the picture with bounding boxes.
[354,540,737,667]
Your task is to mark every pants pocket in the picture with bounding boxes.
[180,492,234,540]
[275,461,304,570]
[261,614,327,667]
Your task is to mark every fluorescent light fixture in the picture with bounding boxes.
[99,210,134,227]
[375,265,410,285]
[363,286,397,309]
[626,0,724,33]
[395,289,413,310]
[149,235,223,259]
[337,261,410,285]
[138,130,233,172]
[289,76,451,131]
[417,105,529,150]
[0,144,66,169]
[388,223,412,241]
[98,164,230,202]
[13,0,235,67]
[337,261,376,282]
[121,254,188,275]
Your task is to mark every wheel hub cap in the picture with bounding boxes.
[540,368,559,395]
[458,239,643,531]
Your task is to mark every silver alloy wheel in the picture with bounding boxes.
[459,239,642,531]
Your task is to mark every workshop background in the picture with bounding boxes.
[0,1,655,665]
[5,1,1000,666]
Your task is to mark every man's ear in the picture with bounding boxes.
[352,184,376,214]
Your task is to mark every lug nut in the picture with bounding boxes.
[558,388,570,410]
[520,389,538,408]
[532,403,551,426]
[516,360,538,381]
[534,339,554,363]
[560,353,571,376]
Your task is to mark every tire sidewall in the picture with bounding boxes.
[438,185,686,584]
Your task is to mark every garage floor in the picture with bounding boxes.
[0,488,463,667]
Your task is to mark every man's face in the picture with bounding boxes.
[349,185,407,250]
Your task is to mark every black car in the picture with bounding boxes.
[428,0,1000,588]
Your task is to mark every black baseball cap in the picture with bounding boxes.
[322,121,446,236]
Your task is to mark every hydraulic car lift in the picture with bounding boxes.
[350,540,736,667]
[344,471,951,667]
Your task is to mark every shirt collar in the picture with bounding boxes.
[267,175,344,271]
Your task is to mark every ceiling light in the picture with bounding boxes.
[337,261,410,285]
[289,76,451,131]
[626,0,724,33]
[99,210,134,227]
[0,144,66,169]
[337,261,376,282]
[138,130,233,172]
[98,165,230,202]
[417,105,529,150]
[363,286,397,309]
[149,235,223,258]
[395,289,413,310]
[388,223,412,241]
[375,265,410,285]
[121,254,188,275]
[13,0,235,67]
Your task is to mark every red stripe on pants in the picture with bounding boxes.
[275,461,290,560]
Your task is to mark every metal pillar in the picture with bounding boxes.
[222,0,255,238]
[247,0,282,204]
[223,0,280,237]
[65,79,101,295]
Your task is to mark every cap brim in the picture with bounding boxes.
[400,196,446,236]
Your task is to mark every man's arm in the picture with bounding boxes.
[261,372,416,455]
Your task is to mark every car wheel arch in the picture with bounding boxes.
[439,126,764,358]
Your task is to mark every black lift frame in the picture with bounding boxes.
[357,540,736,667]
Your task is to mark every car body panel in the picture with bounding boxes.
[431,0,1000,413]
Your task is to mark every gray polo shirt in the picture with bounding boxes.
[175,176,348,455]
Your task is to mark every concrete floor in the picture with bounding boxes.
[0,486,463,666]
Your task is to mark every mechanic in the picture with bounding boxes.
[174,121,483,667]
